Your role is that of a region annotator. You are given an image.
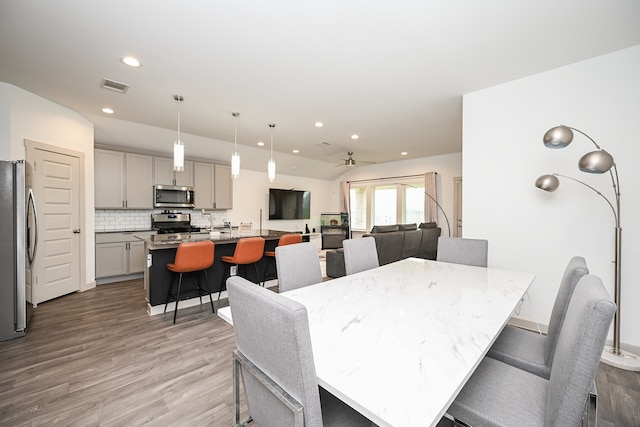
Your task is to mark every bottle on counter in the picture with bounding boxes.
[305,224,310,234]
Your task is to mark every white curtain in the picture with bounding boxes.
[340,181,350,213]
[424,172,437,223]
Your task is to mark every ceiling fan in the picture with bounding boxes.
[335,152,375,167]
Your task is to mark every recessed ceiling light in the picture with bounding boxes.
[121,56,142,67]
[101,107,115,114]
[292,149,300,154]
[315,122,323,127]
[351,134,359,140]
[401,151,407,156]
[257,141,265,146]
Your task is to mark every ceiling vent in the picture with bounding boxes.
[101,78,130,93]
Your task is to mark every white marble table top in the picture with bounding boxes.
[219,258,534,427]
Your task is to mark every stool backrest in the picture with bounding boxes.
[233,237,266,264]
[173,240,215,272]
[279,233,303,247]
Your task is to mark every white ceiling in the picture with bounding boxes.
[1,1,639,179]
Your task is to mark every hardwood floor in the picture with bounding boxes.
[1,279,639,426]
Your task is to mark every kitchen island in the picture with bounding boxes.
[137,230,289,315]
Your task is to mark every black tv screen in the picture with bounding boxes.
[269,188,311,220]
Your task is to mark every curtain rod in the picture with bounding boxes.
[347,172,436,184]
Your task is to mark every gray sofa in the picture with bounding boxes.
[325,223,441,278]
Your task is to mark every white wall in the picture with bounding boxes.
[463,45,640,349]
[229,168,338,234]
[333,153,462,235]
[0,82,96,291]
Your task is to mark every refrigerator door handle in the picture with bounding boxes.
[27,188,38,266]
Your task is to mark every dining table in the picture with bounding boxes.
[217,257,535,427]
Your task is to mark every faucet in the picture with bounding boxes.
[224,220,232,235]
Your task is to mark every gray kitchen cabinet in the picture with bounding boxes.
[154,157,194,187]
[194,162,232,210]
[96,232,154,283]
[214,164,233,210]
[95,149,153,209]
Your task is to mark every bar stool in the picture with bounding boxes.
[164,240,215,324]
[263,233,302,283]
[221,237,265,295]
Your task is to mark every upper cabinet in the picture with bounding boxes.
[194,162,233,210]
[214,164,233,210]
[95,147,231,210]
[95,149,153,209]
[154,157,194,187]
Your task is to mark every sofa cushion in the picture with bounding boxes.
[419,222,437,229]
[364,232,404,265]
[418,227,441,260]
[370,224,399,233]
[398,223,417,231]
[401,229,422,258]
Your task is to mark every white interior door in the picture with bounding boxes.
[29,147,81,305]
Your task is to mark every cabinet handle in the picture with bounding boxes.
[73,229,81,234]
[213,202,216,209]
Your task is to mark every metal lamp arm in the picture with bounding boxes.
[398,183,451,237]
[553,173,618,222]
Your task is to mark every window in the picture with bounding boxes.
[349,179,425,231]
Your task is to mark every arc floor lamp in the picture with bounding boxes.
[535,125,639,370]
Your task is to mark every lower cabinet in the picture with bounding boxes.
[96,232,153,283]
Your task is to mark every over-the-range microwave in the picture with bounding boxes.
[154,185,195,208]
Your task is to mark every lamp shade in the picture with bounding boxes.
[173,141,184,172]
[543,125,573,149]
[535,174,559,192]
[579,150,614,174]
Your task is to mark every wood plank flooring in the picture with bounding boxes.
[1,279,639,426]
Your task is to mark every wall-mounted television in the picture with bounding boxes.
[269,188,311,220]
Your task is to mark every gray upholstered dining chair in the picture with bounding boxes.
[275,241,323,293]
[487,256,589,379]
[227,276,374,427]
[343,237,379,275]
[436,236,488,267]
[447,274,615,427]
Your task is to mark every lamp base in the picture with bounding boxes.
[601,346,640,371]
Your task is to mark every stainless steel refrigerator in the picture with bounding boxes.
[0,160,36,341]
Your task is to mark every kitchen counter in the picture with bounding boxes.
[139,230,296,315]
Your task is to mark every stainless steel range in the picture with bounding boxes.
[151,212,201,234]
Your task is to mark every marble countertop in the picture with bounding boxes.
[136,229,286,247]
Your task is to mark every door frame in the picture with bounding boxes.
[25,139,88,300]
[453,176,462,238]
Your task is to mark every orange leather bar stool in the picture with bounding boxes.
[263,233,302,283]
[164,240,215,324]
[221,237,265,294]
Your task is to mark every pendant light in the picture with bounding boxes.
[173,95,184,172]
[231,112,240,178]
[268,123,276,182]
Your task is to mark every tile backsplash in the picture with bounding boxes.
[95,210,229,232]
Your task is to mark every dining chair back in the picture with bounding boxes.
[343,237,379,275]
[275,242,322,293]
[164,240,215,323]
[447,274,615,427]
[227,276,373,427]
[488,256,589,379]
[436,236,488,267]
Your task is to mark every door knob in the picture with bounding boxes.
[73,229,81,234]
